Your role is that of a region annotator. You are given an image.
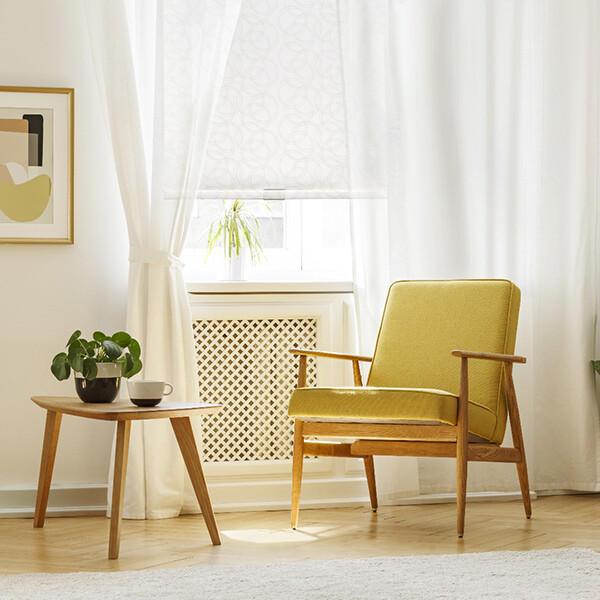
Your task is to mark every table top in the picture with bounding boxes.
[31,396,222,421]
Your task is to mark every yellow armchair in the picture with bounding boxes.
[288,279,530,537]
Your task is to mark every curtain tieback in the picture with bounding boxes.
[129,247,183,268]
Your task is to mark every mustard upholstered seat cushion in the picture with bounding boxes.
[288,386,498,439]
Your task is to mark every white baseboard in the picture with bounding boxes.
[0,479,537,519]
[0,485,107,519]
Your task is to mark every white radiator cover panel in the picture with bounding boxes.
[193,317,317,462]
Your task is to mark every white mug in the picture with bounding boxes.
[127,380,173,407]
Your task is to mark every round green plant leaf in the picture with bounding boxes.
[126,353,134,372]
[66,330,81,347]
[68,345,85,373]
[592,360,600,375]
[84,340,98,356]
[128,339,141,360]
[51,353,70,381]
[121,353,134,376]
[82,357,98,380]
[124,358,143,378]
[102,340,122,361]
[111,331,131,347]
[93,331,108,343]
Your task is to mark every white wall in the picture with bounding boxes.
[0,1,128,497]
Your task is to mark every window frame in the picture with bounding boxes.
[181,189,354,284]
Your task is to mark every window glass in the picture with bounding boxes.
[182,198,352,282]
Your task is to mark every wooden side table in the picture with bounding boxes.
[31,396,222,559]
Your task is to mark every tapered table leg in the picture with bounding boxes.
[170,416,220,545]
[109,420,131,559]
[34,410,63,528]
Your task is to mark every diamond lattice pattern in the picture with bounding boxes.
[193,318,317,462]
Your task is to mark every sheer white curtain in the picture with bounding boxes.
[340,0,600,498]
[86,0,240,518]
[338,0,420,503]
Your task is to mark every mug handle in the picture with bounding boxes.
[163,382,174,396]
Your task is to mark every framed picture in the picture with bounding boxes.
[0,86,73,243]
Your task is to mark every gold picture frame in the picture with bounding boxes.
[0,86,73,244]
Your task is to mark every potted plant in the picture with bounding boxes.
[206,199,264,280]
[51,330,142,403]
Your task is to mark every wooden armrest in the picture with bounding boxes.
[290,348,373,363]
[292,348,371,388]
[451,350,526,364]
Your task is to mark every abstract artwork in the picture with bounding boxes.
[0,87,73,243]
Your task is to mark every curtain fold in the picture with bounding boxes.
[340,0,600,498]
[338,0,420,503]
[86,0,240,518]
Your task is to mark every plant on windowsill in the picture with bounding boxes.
[51,330,142,404]
[205,199,264,281]
[592,361,600,377]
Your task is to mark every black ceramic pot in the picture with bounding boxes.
[75,363,122,403]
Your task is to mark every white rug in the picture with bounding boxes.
[1,548,598,599]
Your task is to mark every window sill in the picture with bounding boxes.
[186,281,354,295]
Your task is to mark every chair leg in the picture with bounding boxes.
[456,358,469,538]
[291,420,304,529]
[363,456,378,512]
[516,460,532,519]
[503,364,532,519]
[456,437,468,537]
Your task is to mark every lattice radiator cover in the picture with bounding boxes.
[193,317,317,462]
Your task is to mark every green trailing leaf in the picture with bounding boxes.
[206,221,223,261]
[204,199,265,265]
[240,223,253,258]
[111,331,131,347]
[206,222,215,257]
[233,218,241,256]
[102,340,122,361]
[66,330,81,347]
[51,353,70,381]
[592,360,600,375]
[239,218,263,263]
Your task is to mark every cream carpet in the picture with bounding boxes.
[1,548,598,599]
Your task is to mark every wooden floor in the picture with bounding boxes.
[1,495,599,573]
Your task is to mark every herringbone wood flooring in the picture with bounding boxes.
[1,495,598,573]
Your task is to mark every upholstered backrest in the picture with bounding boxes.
[367,280,520,443]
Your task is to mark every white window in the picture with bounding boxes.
[174,0,352,283]
[182,196,352,282]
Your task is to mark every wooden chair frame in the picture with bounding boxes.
[289,347,531,537]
